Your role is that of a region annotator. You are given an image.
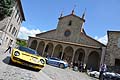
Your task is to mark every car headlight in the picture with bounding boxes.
[14,51,20,56]
[32,58,39,63]
[40,59,45,64]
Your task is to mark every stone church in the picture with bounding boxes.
[27,10,106,70]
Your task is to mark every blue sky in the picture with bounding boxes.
[18,0,120,44]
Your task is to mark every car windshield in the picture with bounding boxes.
[18,46,37,55]
[50,57,61,61]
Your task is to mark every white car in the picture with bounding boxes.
[87,71,100,78]
[103,72,120,79]
[46,57,68,68]
[88,70,120,79]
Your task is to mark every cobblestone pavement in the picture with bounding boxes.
[0,46,98,80]
[42,65,98,80]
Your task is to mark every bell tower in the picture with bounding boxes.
[56,9,86,43]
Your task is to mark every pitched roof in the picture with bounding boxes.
[36,29,56,36]
[17,0,25,21]
[82,32,106,47]
[59,14,85,22]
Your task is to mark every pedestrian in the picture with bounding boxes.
[79,62,83,72]
[99,64,107,80]
[46,52,49,58]
[83,63,86,72]
[73,61,78,71]
[4,43,13,54]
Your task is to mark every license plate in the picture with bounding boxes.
[23,63,33,67]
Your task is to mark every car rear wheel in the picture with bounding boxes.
[59,63,64,68]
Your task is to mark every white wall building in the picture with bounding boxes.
[0,0,25,48]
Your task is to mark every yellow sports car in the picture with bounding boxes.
[10,46,46,71]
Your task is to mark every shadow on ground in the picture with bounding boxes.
[2,56,40,72]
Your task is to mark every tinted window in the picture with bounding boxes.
[50,57,60,61]
[19,46,37,55]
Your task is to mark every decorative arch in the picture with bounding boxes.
[37,41,45,55]
[30,40,37,50]
[53,44,63,58]
[44,43,53,57]
[73,48,85,66]
[87,51,100,71]
[63,46,74,64]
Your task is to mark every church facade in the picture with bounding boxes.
[27,11,106,70]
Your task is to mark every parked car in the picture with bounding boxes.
[9,46,46,71]
[46,57,68,68]
[88,71,100,78]
[103,72,120,80]
[88,70,120,79]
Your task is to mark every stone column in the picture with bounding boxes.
[42,43,47,56]
[100,47,106,65]
[69,50,75,68]
[51,45,55,57]
[35,40,39,51]
[60,48,65,59]
[27,38,32,47]
[84,49,89,64]
[84,54,88,64]
[71,50,75,63]
[27,38,30,47]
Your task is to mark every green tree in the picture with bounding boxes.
[0,0,15,21]
[16,40,27,47]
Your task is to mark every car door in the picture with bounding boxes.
[47,58,59,67]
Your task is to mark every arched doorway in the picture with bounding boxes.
[44,43,53,57]
[63,46,74,64]
[30,40,37,50]
[73,48,85,67]
[53,44,63,58]
[87,51,100,71]
[37,41,45,56]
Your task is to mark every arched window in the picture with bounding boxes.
[68,20,72,26]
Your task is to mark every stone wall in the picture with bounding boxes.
[105,31,120,66]
[36,29,56,40]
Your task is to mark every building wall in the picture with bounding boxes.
[28,37,102,70]
[28,13,105,70]
[56,15,84,43]
[36,30,56,40]
[0,1,24,48]
[36,15,104,48]
[78,33,103,47]
[105,31,120,66]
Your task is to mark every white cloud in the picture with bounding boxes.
[18,26,42,40]
[94,35,108,45]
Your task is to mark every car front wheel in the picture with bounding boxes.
[9,58,13,64]
[59,63,64,68]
